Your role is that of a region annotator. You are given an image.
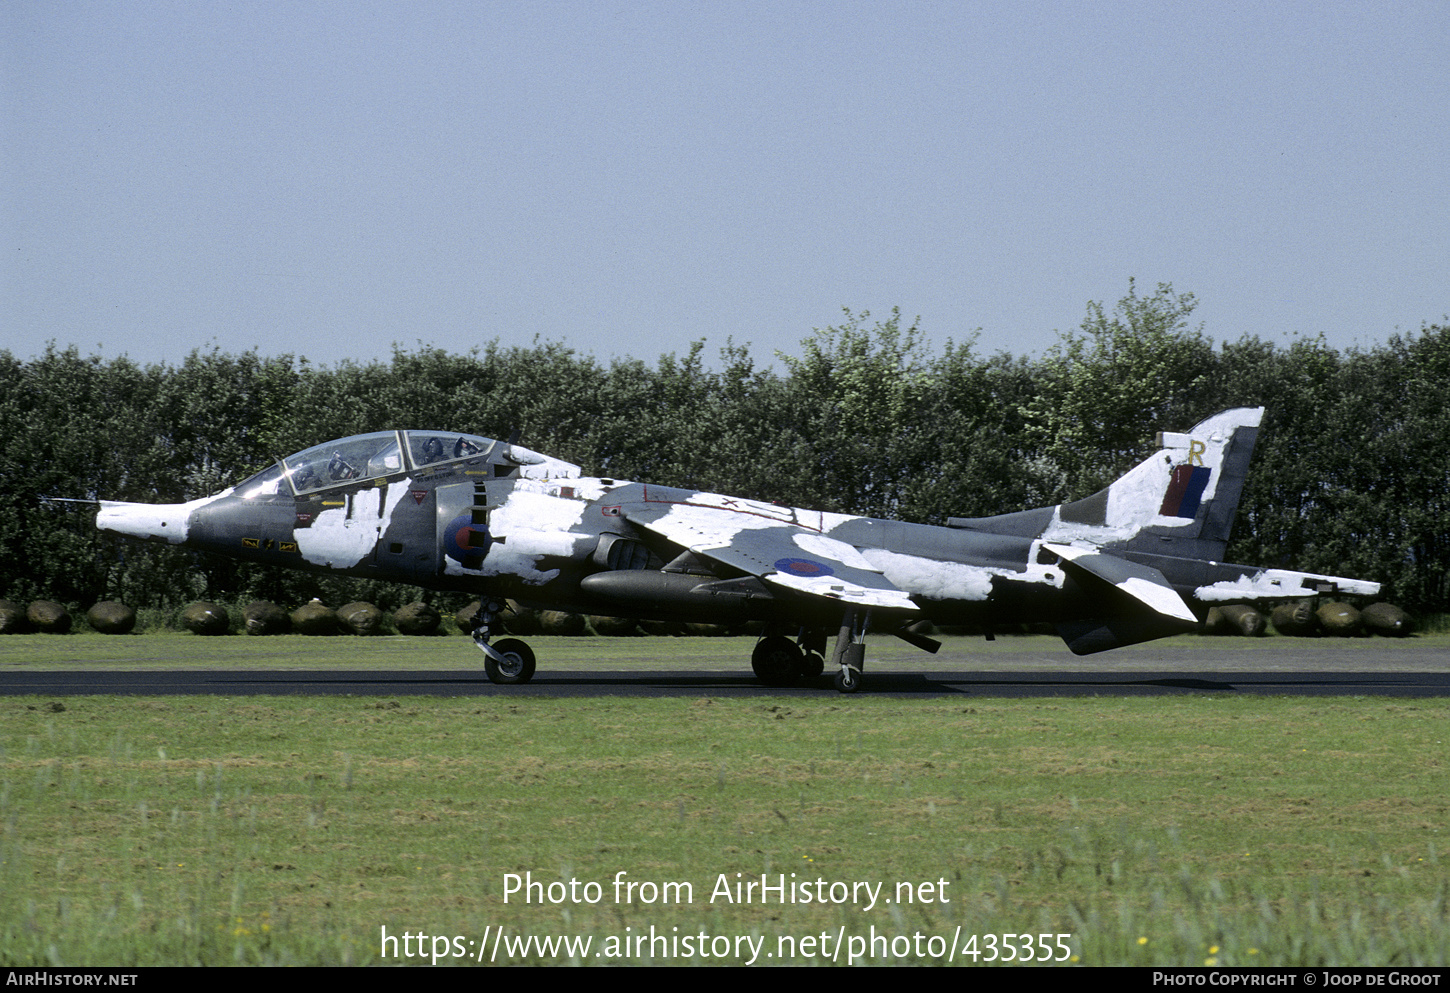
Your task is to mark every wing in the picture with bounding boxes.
[620,496,917,612]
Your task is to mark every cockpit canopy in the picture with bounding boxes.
[235,431,579,499]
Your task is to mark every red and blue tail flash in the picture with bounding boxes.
[1159,464,1211,519]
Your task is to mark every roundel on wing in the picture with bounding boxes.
[444,514,490,562]
[773,557,835,578]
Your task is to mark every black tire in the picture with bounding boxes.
[485,638,536,684]
[800,652,825,678]
[834,667,861,693]
[751,635,804,687]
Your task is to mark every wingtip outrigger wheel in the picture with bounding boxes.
[830,608,868,694]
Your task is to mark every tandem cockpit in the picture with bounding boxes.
[234,431,580,500]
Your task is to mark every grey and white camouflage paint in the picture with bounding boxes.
[95,410,1380,691]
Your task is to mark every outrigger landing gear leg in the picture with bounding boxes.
[472,599,536,685]
[830,608,869,694]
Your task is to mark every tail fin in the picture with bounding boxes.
[942,407,1269,654]
[1047,407,1263,559]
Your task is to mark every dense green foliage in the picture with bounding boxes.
[3,284,1446,614]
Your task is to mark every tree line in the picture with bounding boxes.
[3,282,1445,617]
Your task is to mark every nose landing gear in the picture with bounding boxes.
[472,599,537,684]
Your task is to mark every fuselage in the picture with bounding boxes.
[95,417,1380,658]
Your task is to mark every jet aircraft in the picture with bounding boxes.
[96,408,1379,692]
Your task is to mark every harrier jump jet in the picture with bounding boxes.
[96,408,1378,691]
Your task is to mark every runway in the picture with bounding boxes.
[3,633,1445,697]
[4,666,1448,698]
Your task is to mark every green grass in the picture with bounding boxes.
[2,688,1448,966]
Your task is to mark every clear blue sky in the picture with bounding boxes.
[5,0,1447,370]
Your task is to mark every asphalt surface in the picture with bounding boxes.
[4,664,1449,697]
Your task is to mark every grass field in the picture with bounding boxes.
[1,633,1447,966]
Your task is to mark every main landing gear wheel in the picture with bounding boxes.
[801,652,825,678]
[484,638,536,684]
[752,635,804,687]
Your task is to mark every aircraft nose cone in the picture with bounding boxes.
[96,502,191,544]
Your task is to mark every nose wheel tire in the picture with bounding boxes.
[834,667,861,693]
[484,638,536,684]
